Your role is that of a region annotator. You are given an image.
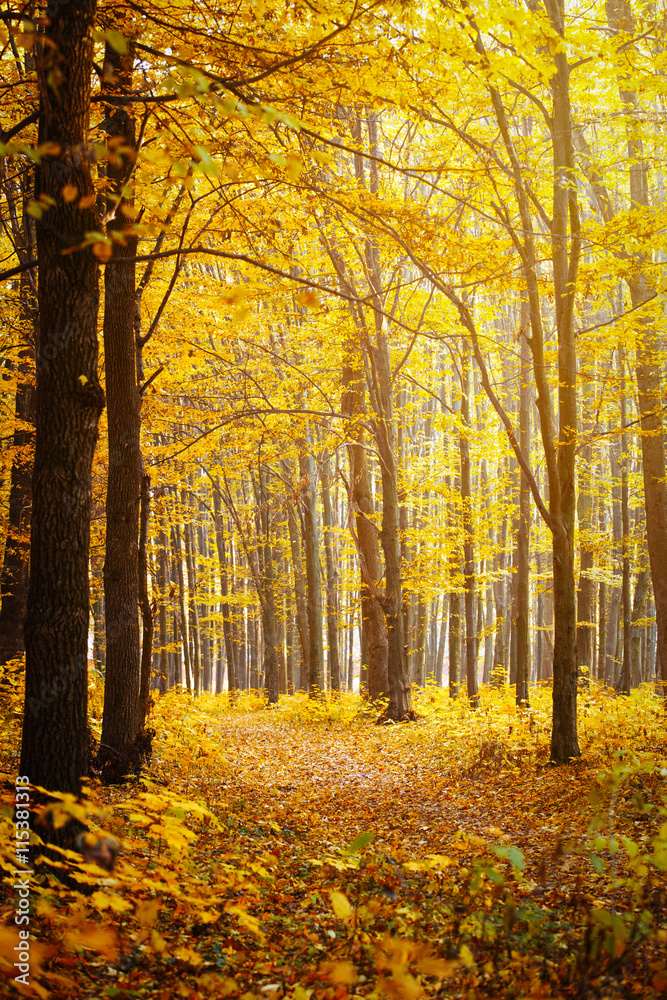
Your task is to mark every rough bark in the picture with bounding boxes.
[21,0,105,795]
[605,0,667,693]
[99,38,143,775]
[0,174,36,666]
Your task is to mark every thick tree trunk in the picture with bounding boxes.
[21,0,104,796]
[340,325,388,700]
[603,0,667,695]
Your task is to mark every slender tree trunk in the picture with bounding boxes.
[172,524,192,692]
[156,528,169,694]
[212,490,237,695]
[576,377,595,681]
[618,356,632,694]
[299,448,324,695]
[321,455,341,691]
[138,471,153,724]
[630,568,649,688]
[99,36,143,777]
[459,348,478,707]
[183,513,201,695]
[516,305,531,706]
[0,313,35,665]
[435,595,448,687]
[257,466,281,704]
[284,469,310,691]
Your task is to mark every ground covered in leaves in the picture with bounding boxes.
[1,679,667,999]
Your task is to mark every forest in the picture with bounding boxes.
[0,0,667,996]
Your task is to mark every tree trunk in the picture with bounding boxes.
[321,455,341,691]
[21,0,105,796]
[171,523,192,691]
[138,471,153,725]
[0,294,35,665]
[98,37,143,777]
[605,0,667,696]
[257,466,281,704]
[516,306,531,706]
[284,470,310,691]
[459,348,478,707]
[339,313,388,700]
[618,356,632,694]
[156,528,169,694]
[183,512,201,695]
[299,448,324,695]
[212,490,237,695]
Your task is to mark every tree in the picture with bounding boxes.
[20,0,105,795]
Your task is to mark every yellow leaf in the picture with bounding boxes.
[329,889,352,921]
[78,194,96,209]
[93,242,112,262]
[459,944,475,968]
[173,944,203,967]
[88,891,131,913]
[64,924,119,960]
[62,184,78,202]
[416,956,460,978]
[296,289,319,309]
[319,959,357,985]
[151,928,167,953]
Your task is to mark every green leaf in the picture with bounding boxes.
[492,845,525,871]
[343,830,375,855]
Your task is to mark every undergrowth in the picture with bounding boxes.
[1,668,666,998]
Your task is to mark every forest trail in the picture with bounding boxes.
[209,708,590,883]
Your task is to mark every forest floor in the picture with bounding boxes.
[1,680,667,999]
